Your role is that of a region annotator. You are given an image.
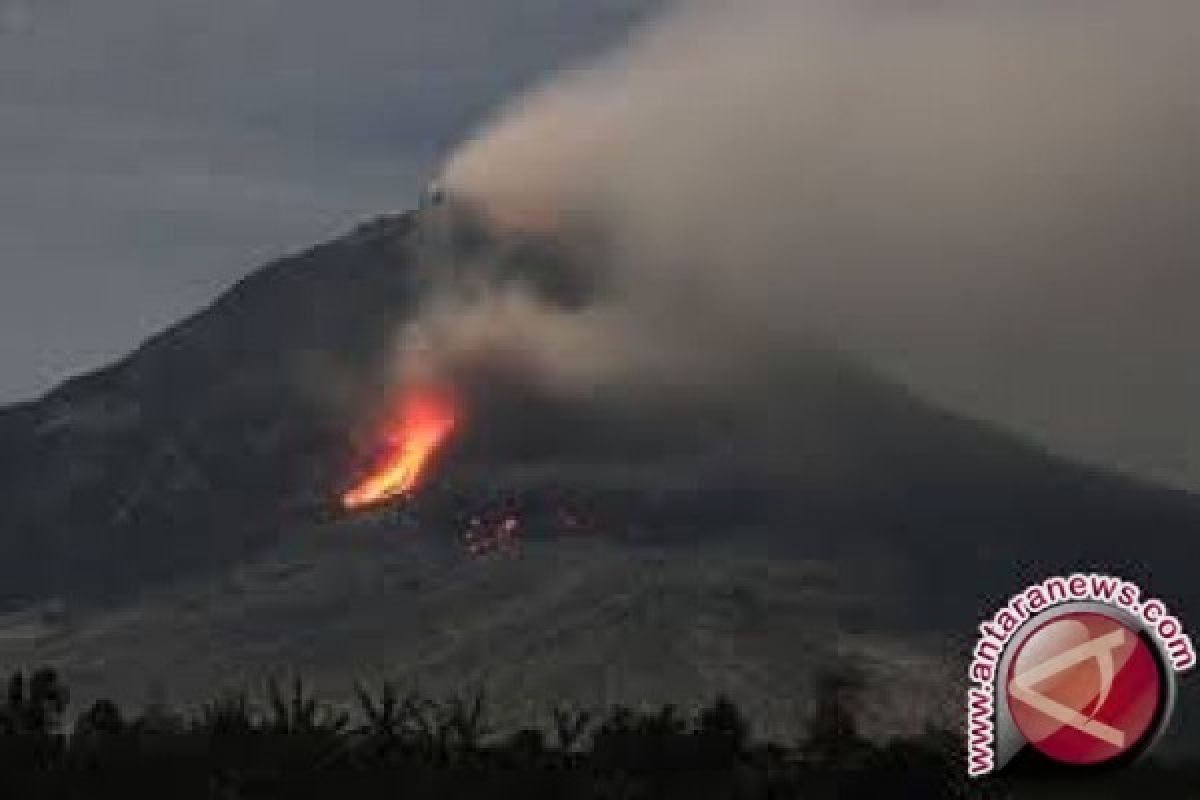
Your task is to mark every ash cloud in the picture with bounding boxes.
[434,0,1200,487]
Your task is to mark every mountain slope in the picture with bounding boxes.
[0,208,1196,631]
[0,215,421,607]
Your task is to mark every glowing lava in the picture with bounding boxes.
[342,387,458,510]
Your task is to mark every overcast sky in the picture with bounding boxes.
[0,0,652,403]
[2,0,1198,491]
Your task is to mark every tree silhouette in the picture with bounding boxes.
[801,662,872,768]
[0,664,1196,799]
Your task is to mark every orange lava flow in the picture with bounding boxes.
[342,387,458,510]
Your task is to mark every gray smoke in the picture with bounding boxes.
[432,0,1200,487]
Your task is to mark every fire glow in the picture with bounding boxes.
[342,387,458,510]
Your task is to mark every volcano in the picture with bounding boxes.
[0,209,1196,742]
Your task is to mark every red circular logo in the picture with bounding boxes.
[1006,611,1164,766]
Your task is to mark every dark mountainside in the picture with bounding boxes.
[0,209,1197,751]
[0,215,422,609]
[0,209,1195,617]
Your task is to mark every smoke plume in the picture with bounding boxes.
[430,0,1200,486]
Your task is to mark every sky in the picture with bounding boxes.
[0,0,653,402]
[1,0,1198,491]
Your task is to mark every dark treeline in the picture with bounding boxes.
[0,666,1196,799]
